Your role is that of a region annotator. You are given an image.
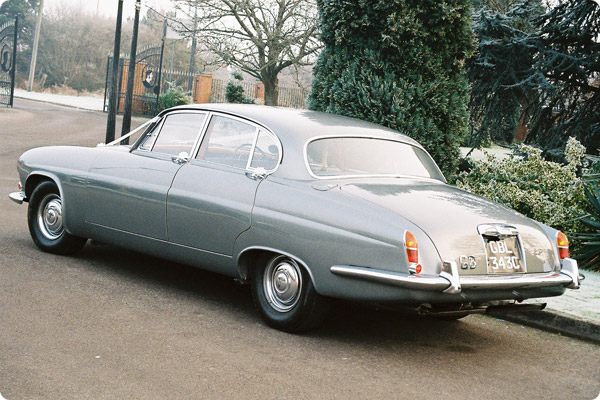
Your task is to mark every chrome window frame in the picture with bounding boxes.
[134,110,209,155]
[303,134,447,183]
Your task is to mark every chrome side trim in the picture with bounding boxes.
[9,191,26,205]
[330,265,452,291]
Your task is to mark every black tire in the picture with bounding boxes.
[251,254,331,333]
[27,181,87,255]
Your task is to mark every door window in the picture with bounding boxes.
[196,115,258,169]
[139,112,207,155]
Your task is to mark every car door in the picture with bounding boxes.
[85,111,208,240]
[167,113,281,256]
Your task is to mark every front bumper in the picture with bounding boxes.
[330,258,581,295]
[9,191,26,205]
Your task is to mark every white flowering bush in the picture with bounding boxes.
[456,138,587,241]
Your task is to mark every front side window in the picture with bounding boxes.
[139,112,207,155]
[306,137,444,181]
[196,115,258,169]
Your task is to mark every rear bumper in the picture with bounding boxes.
[330,258,581,295]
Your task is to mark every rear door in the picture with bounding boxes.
[86,111,207,239]
[167,113,281,256]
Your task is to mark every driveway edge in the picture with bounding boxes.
[489,309,600,344]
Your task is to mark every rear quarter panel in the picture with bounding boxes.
[233,177,442,298]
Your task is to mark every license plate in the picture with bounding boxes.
[484,236,526,274]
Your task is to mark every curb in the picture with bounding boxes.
[489,309,600,344]
[13,94,104,112]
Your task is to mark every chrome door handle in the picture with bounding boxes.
[171,152,190,164]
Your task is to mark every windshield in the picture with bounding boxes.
[306,137,445,181]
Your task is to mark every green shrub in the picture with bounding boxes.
[456,137,589,256]
[572,181,600,271]
[225,72,255,104]
[308,0,475,178]
[158,84,191,112]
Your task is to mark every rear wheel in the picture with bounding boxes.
[28,181,87,255]
[251,254,330,333]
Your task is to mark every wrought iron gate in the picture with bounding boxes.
[0,17,17,107]
[103,44,163,117]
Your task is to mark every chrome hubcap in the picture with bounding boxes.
[37,194,63,240]
[264,257,302,312]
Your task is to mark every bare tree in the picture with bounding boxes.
[169,0,320,105]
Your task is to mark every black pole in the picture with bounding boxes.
[121,0,141,141]
[9,16,18,107]
[155,19,167,113]
[187,6,198,92]
[106,0,124,144]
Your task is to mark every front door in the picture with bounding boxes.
[86,111,208,239]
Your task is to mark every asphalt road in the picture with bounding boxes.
[1,99,599,400]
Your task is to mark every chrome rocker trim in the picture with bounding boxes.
[330,258,580,294]
[9,191,26,205]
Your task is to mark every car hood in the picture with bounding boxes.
[340,181,557,274]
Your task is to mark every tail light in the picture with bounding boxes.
[556,231,569,259]
[404,231,422,274]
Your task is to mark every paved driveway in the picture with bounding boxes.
[1,99,599,400]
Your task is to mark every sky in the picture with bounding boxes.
[0,0,174,20]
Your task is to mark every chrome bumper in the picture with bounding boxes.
[8,191,26,205]
[330,258,581,295]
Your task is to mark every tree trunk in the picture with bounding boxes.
[263,75,279,106]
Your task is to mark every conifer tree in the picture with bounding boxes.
[309,0,475,177]
[467,0,600,153]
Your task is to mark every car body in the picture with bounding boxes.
[9,104,581,332]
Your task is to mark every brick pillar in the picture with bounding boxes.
[193,75,213,103]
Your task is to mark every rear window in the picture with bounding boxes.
[306,137,444,181]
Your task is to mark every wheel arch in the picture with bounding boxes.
[24,173,76,232]
[25,172,64,200]
[236,246,317,287]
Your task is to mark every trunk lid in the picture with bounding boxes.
[340,180,557,274]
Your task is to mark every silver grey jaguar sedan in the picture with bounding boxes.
[9,104,581,332]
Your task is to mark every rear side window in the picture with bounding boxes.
[250,129,280,171]
[138,112,207,155]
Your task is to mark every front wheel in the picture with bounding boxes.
[251,254,330,333]
[27,181,87,255]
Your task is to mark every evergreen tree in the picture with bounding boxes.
[526,0,600,153]
[225,72,255,104]
[309,0,475,177]
[466,1,543,146]
[467,0,600,153]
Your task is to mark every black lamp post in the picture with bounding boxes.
[121,0,142,142]
[105,0,125,144]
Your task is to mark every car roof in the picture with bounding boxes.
[163,104,427,180]
[165,104,421,147]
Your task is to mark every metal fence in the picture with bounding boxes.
[0,17,17,107]
[210,78,308,108]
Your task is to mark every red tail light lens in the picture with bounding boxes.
[405,231,418,263]
[556,231,569,259]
